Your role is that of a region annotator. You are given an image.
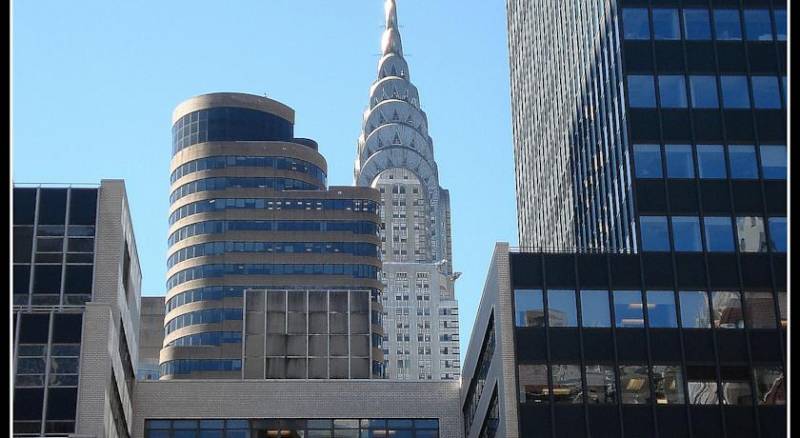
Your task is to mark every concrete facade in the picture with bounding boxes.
[137,297,165,380]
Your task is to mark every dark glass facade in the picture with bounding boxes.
[145,419,440,437]
[510,251,786,438]
[172,107,294,155]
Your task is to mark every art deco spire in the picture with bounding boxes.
[381,0,403,56]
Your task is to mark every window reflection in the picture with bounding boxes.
[696,145,726,179]
[640,216,670,251]
[653,9,680,40]
[671,216,702,252]
[552,364,583,404]
[619,365,651,404]
[518,364,549,403]
[721,367,753,405]
[658,76,688,108]
[633,144,663,178]
[623,8,650,40]
[585,365,616,404]
[665,144,694,178]
[690,76,719,109]
[580,290,611,328]
[744,9,773,41]
[776,292,786,328]
[646,291,678,328]
[627,75,657,108]
[721,76,751,108]
[679,291,711,328]
[751,76,782,109]
[547,290,578,327]
[754,367,785,405]
[712,291,744,329]
[683,9,711,40]
[514,289,544,328]
[714,10,742,40]
[760,145,787,180]
[687,366,719,405]
[743,292,777,329]
[728,145,759,179]
[768,217,787,253]
[652,365,685,404]
[613,291,644,328]
[736,217,767,252]
[704,217,735,252]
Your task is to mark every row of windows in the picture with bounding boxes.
[514,289,785,329]
[166,286,246,312]
[623,8,786,42]
[168,219,378,246]
[518,363,784,406]
[171,155,326,185]
[627,74,785,109]
[463,316,496,437]
[14,264,93,296]
[167,241,379,268]
[639,215,785,253]
[13,188,98,226]
[159,359,242,375]
[170,177,320,204]
[166,264,380,289]
[170,198,379,226]
[144,419,438,437]
[633,143,786,180]
[165,308,243,334]
[166,331,243,347]
[172,107,293,155]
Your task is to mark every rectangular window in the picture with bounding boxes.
[623,8,650,39]
[613,291,644,328]
[721,76,751,108]
[580,290,611,328]
[653,9,680,39]
[658,75,688,108]
[647,291,678,328]
[552,365,583,404]
[689,76,719,109]
[703,217,735,252]
[714,10,742,40]
[744,9,773,41]
[585,365,616,404]
[627,75,657,108]
[696,144,726,179]
[514,289,544,328]
[547,290,578,327]
[518,364,549,403]
[728,145,759,179]
[743,292,776,329]
[665,144,694,178]
[688,366,720,405]
[753,367,785,405]
[752,76,782,109]
[683,9,711,40]
[679,291,711,328]
[768,217,787,253]
[671,216,702,252]
[736,217,767,252]
[721,368,753,405]
[712,291,744,329]
[619,366,651,404]
[760,145,787,179]
[652,365,685,404]
[773,10,787,41]
[633,144,663,178]
[777,292,786,328]
[640,216,670,251]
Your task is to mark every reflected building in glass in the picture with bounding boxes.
[354,0,460,381]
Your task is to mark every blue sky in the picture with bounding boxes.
[12,0,519,359]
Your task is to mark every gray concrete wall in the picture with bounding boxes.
[132,380,463,437]
[138,296,165,380]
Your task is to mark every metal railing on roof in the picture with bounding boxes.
[509,246,634,255]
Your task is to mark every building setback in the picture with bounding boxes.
[355,0,461,381]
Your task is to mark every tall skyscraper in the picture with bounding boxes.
[163,92,384,379]
[509,0,786,253]
[355,0,460,381]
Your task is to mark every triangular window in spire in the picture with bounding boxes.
[392,110,400,122]
[378,112,385,124]
[377,137,384,148]
[406,114,415,125]
[392,87,399,99]
[392,132,402,146]
[391,65,398,76]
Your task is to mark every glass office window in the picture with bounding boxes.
[613,291,644,328]
[736,217,767,252]
[743,292,776,329]
[623,8,650,40]
[679,291,711,328]
[619,366,651,404]
[633,144,663,178]
[773,10,787,41]
[690,76,719,108]
[688,381,720,404]
[776,292,786,328]
[721,377,753,405]
[721,76,751,108]
[652,365,685,404]
[653,9,680,39]
[659,76,688,108]
[640,216,670,251]
[714,10,742,40]
[754,368,785,405]
[647,291,678,328]
[760,145,787,179]
[672,216,702,252]
[696,145,726,179]
[712,292,744,329]
[768,217,787,253]
[552,365,583,404]
[744,9,773,41]
[514,289,545,328]
[752,77,782,109]
[585,365,616,404]
[580,290,611,328]
[728,145,759,179]
[683,9,711,40]
[547,290,578,327]
[627,75,657,108]
[518,365,549,403]
[704,217,735,252]
[665,144,694,178]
